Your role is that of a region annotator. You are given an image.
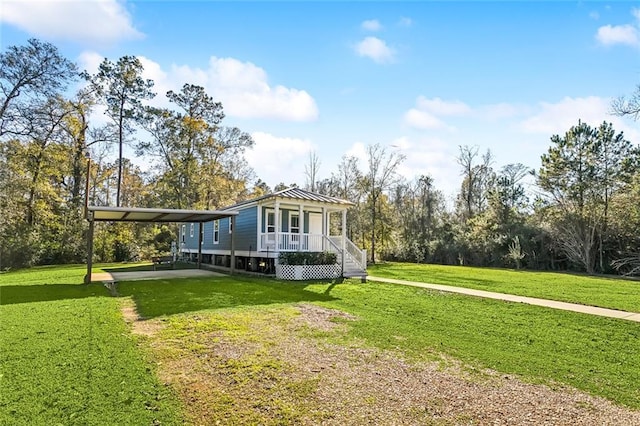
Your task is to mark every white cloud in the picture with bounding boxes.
[78,51,105,75]
[354,37,395,64]
[589,11,600,20]
[361,19,382,31]
[172,57,318,121]
[403,108,448,130]
[345,142,368,166]
[245,132,315,187]
[519,96,639,141]
[596,24,640,47]
[403,96,471,130]
[81,51,318,121]
[0,0,143,44]
[595,8,640,47]
[416,96,471,116]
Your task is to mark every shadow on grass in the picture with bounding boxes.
[117,275,340,319]
[104,261,197,273]
[0,283,109,305]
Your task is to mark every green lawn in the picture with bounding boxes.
[368,262,640,312]
[120,274,640,410]
[2,264,640,424]
[0,265,182,425]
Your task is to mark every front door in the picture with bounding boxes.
[308,213,322,251]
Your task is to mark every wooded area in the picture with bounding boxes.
[1,39,639,275]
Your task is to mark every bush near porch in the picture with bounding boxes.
[278,251,337,265]
[277,252,340,280]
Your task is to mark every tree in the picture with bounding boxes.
[456,146,494,221]
[536,120,633,274]
[612,84,640,119]
[363,144,405,263]
[390,175,444,262]
[89,56,155,207]
[304,151,321,192]
[0,39,77,137]
[139,84,253,209]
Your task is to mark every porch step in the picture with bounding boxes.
[343,268,368,280]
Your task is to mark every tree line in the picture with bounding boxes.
[1,39,639,276]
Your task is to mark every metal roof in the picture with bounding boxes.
[87,206,238,223]
[223,187,354,210]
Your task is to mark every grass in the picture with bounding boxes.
[147,306,333,424]
[119,274,640,410]
[0,265,182,425]
[368,262,640,312]
[2,263,640,423]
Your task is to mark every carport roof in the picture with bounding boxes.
[87,206,238,223]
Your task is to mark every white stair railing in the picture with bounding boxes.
[328,236,367,272]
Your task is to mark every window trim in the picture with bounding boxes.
[289,213,300,234]
[213,220,220,244]
[228,218,233,234]
[181,225,186,242]
[266,209,275,233]
[189,223,194,238]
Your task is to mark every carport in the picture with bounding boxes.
[85,206,239,284]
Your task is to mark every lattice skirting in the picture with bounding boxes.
[276,264,341,280]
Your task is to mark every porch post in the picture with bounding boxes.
[274,200,280,251]
[230,215,236,275]
[197,222,203,269]
[321,206,326,251]
[84,214,94,284]
[341,209,347,275]
[342,209,347,247]
[257,204,262,251]
[298,204,304,250]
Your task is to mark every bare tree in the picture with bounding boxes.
[364,143,405,263]
[612,85,640,120]
[456,146,494,221]
[304,151,321,192]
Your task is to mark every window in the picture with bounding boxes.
[290,213,300,234]
[181,225,186,242]
[189,223,194,237]
[267,210,275,233]
[213,220,219,244]
[228,218,233,234]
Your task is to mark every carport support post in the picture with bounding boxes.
[84,216,94,284]
[230,215,236,275]
[197,222,203,269]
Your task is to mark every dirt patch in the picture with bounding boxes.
[294,303,357,331]
[142,304,640,425]
[120,298,165,337]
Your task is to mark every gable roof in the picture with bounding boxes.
[223,187,354,210]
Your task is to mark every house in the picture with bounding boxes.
[179,187,367,279]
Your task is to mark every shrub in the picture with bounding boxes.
[278,251,337,265]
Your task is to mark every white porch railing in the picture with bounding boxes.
[260,232,325,252]
[259,232,367,273]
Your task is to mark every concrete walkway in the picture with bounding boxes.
[92,269,226,283]
[367,276,640,323]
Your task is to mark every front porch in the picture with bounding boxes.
[256,199,367,276]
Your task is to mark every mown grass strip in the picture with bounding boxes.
[368,262,640,312]
[0,265,182,425]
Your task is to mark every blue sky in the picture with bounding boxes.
[2,1,640,200]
